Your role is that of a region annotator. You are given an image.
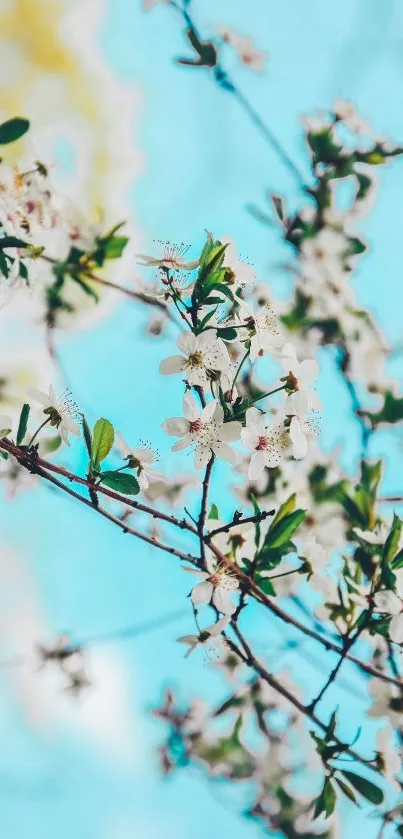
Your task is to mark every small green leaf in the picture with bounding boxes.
[341,771,384,805]
[209,503,219,520]
[257,576,276,596]
[91,418,114,469]
[270,494,296,528]
[263,510,306,549]
[334,777,358,805]
[314,777,336,820]
[16,403,30,445]
[0,117,30,144]
[217,327,237,341]
[42,434,62,453]
[271,194,285,222]
[392,547,403,570]
[82,416,92,458]
[383,514,402,565]
[99,471,140,496]
[0,236,28,249]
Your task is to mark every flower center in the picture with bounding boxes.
[189,418,203,433]
[187,351,204,368]
[257,435,269,451]
[43,406,62,428]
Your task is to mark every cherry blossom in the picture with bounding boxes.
[218,28,267,73]
[281,343,321,417]
[28,386,80,446]
[373,582,403,645]
[238,301,284,361]
[117,436,164,491]
[136,241,199,271]
[162,393,241,468]
[241,407,290,480]
[334,100,372,136]
[182,553,239,615]
[299,228,348,289]
[159,331,231,388]
[221,237,255,291]
[177,616,230,659]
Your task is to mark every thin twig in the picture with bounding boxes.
[206,508,274,540]
[228,623,375,768]
[198,455,214,568]
[0,439,197,536]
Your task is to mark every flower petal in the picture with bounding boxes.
[159,355,186,375]
[191,580,213,606]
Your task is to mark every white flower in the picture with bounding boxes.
[368,679,403,727]
[300,228,348,289]
[136,241,199,271]
[354,524,389,546]
[241,407,290,480]
[301,533,328,573]
[28,386,80,446]
[160,331,231,389]
[177,616,230,659]
[162,393,241,469]
[182,553,239,615]
[238,301,283,361]
[334,100,372,135]
[281,343,321,417]
[289,415,317,459]
[373,579,403,645]
[117,436,164,491]
[376,726,401,782]
[212,521,256,566]
[218,29,267,73]
[221,237,255,291]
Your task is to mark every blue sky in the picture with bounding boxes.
[1,1,403,837]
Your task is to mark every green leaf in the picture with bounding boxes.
[397,825,403,837]
[341,771,384,805]
[99,471,140,496]
[257,576,276,596]
[217,327,237,341]
[0,117,29,144]
[392,547,403,570]
[314,778,336,820]
[347,236,366,256]
[251,494,261,549]
[16,403,30,445]
[263,510,306,549]
[82,416,92,458]
[271,194,285,222]
[0,236,28,249]
[383,514,402,565]
[334,777,358,805]
[42,434,62,453]
[91,418,114,469]
[208,503,219,520]
[368,391,403,427]
[102,235,129,259]
[270,494,296,528]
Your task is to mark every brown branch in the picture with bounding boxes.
[198,454,214,569]
[2,438,403,691]
[206,508,275,540]
[21,457,200,565]
[41,254,175,320]
[0,438,197,536]
[229,623,374,769]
